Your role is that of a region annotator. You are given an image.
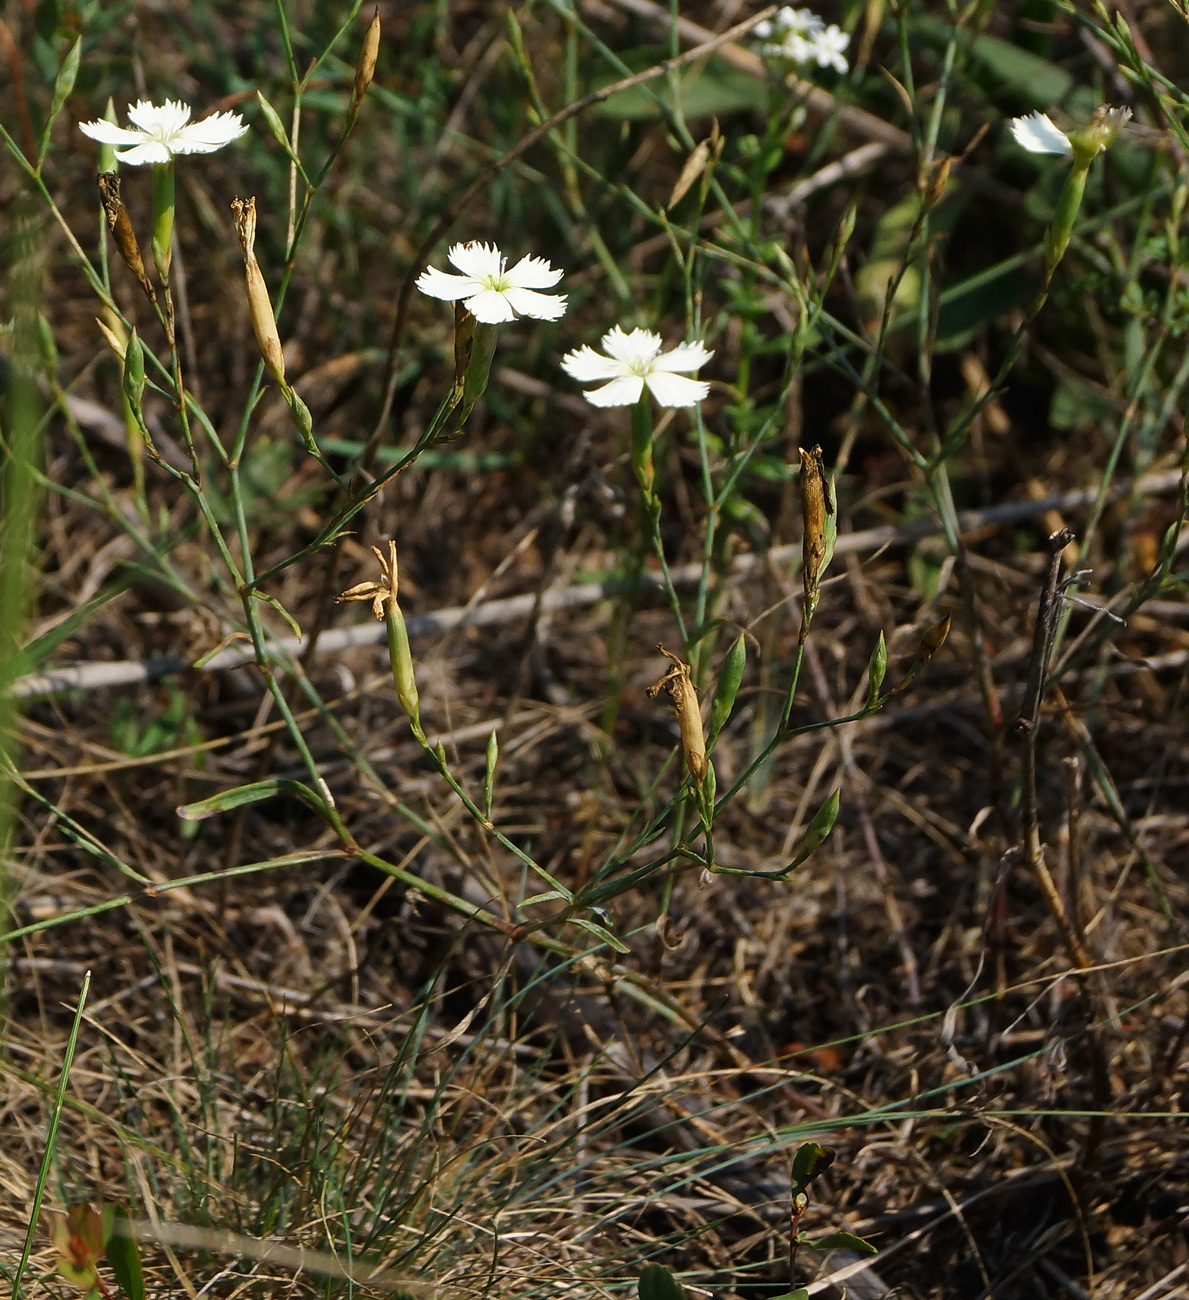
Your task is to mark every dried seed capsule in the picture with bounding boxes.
[231,196,286,384]
[648,645,708,785]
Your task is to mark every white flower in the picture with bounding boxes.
[754,6,848,67]
[415,242,566,323]
[809,24,849,74]
[1008,111,1073,156]
[761,31,815,63]
[754,6,824,41]
[79,99,248,166]
[561,327,713,408]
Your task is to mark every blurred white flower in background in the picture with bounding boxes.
[753,7,849,73]
[79,99,248,165]
[561,327,712,408]
[807,23,850,74]
[416,242,567,323]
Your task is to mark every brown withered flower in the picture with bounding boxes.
[336,541,399,620]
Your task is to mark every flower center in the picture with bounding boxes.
[481,270,511,294]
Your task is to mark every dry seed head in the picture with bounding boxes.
[97,172,155,302]
[231,196,286,384]
[354,9,381,106]
[648,645,708,785]
[798,444,833,618]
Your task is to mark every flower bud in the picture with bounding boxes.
[386,603,421,727]
[801,788,840,855]
[96,98,119,174]
[452,305,498,427]
[122,328,146,408]
[150,160,175,281]
[631,395,657,505]
[37,313,58,377]
[707,632,746,747]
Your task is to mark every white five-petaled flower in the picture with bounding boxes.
[754,6,849,72]
[807,24,850,74]
[754,6,823,42]
[79,99,248,166]
[1008,111,1073,157]
[416,242,566,323]
[561,327,713,408]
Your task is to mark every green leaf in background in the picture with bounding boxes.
[934,258,1033,353]
[101,1204,146,1300]
[639,1263,687,1300]
[911,13,1072,104]
[598,55,767,121]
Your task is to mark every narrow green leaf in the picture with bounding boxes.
[253,589,303,641]
[516,890,568,908]
[13,973,91,1297]
[177,778,330,822]
[570,917,630,954]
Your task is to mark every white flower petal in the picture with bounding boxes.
[465,288,518,324]
[602,326,662,364]
[645,372,711,407]
[651,342,713,374]
[448,241,503,279]
[172,109,248,154]
[114,141,175,166]
[79,119,147,146]
[415,266,478,301]
[561,346,626,383]
[583,375,646,407]
[127,98,191,134]
[506,253,562,290]
[502,287,567,321]
[1009,111,1071,156]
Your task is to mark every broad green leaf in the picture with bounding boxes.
[101,1204,146,1300]
[599,57,766,121]
[809,1230,878,1254]
[639,1264,686,1300]
[791,1142,834,1190]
